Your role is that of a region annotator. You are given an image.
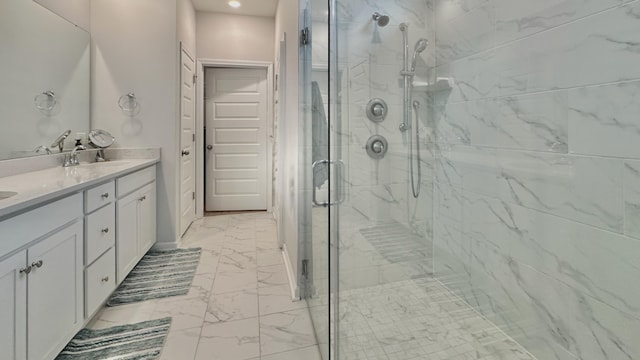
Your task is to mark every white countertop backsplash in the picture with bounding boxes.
[0,148,160,219]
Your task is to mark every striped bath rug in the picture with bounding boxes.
[107,248,202,306]
[56,317,171,360]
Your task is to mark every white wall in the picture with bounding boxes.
[91,0,194,246]
[274,0,301,293]
[178,0,197,56]
[35,0,91,31]
[197,12,274,62]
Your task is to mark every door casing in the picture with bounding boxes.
[195,59,274,216]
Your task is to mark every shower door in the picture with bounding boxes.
[301,0,336,358]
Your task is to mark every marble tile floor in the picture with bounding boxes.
[87,212,322,360]
[337,277,537,360]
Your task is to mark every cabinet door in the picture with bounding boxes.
[116,190,140,283]
[27,221,83,360]
[138,182,156,256]
[0,251,27,360]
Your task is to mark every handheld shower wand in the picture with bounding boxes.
[411,39,428,72]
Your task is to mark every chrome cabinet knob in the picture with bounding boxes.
[101,193,109,199]
[101,227,109,234]
[31,260,43,268]
[181,149,190,156]
[138,195,147,202]
[20,266,32,274]
[207,145,213,150]
[101,276,110,282]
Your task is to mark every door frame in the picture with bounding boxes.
[196,59,274,217]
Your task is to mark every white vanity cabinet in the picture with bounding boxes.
[0,194,84,360]
[0,159,158,360]
[116,166,156,284]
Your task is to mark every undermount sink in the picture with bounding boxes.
[0,191,18,200]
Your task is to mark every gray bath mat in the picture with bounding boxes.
[56,317,171,360]
[107,248,201,306]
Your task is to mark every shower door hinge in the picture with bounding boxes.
[300,27,310,46]
[301,259,309,279]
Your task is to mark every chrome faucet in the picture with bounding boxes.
[63,145,86,167]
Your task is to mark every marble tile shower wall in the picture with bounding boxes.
[336,0,436,290]
[433,0,640,359]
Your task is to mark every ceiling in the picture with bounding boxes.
[192,0,279,17]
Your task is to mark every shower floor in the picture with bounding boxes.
[311,209,536,360]
[337,277,536,360]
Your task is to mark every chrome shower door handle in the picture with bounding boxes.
[333,159,346,206]
[312,159,346,207]
[312,160,330,207]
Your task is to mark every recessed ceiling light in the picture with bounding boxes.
[228,1,241,8]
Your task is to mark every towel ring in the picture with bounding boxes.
[118,92,140,116]
[34,90,57,113]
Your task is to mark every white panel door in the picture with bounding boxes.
[205,68,268,211]
[179,46,196,235]
[0,251,26,360]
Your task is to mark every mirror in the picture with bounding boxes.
[0,0,90,161]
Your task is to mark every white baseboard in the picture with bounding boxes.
[281,244,300,301]
[152,240,180,251]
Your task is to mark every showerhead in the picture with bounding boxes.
[410,38,429,71]
[414,38,428,53]
[372,12,390,27]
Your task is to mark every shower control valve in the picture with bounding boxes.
[366,135,388,159]
[366,98,388,123]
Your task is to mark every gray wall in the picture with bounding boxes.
[91,0,196,246]
[197,12,275,62]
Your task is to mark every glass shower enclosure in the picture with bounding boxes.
[303,0,640,359]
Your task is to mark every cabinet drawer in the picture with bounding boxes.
[0,193,82,258]
[85,203,115,265]
[85,247,116,318]
[117,166,155,198]
[85,181,115,214]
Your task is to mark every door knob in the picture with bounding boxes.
[182,149,190,156]
[207,145,213,150]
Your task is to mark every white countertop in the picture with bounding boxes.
[0,158,159,219]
